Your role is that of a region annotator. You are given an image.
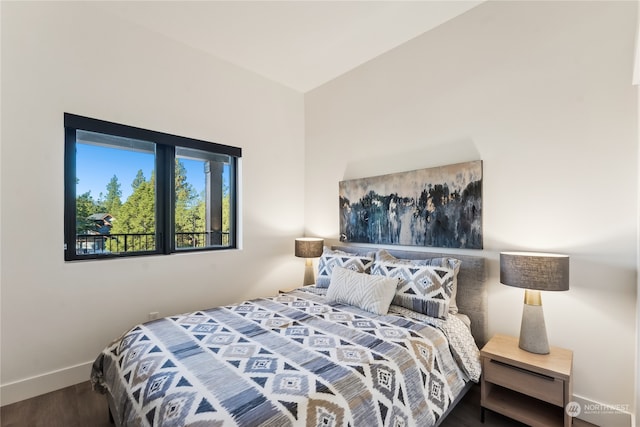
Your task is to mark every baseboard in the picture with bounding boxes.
[0,361,93,407]
[572,394,634,427]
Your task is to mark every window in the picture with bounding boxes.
[64,113,241,261]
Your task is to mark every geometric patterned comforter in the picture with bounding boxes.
[91,287,480,427]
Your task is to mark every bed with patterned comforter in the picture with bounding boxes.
[91,287,481,427]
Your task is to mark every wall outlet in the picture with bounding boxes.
[148,311,160,321]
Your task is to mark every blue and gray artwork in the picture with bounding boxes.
[339,161,482,249]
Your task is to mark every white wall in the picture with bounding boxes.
[2,1,638,423]
[306,1,637,425]
[636,2,640,421]
[0,2,305,405]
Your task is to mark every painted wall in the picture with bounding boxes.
[634,4,640,423]
[2,1,638,423]
[0,2,305,404]
[305,1,637,425]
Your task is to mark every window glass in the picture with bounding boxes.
[175,147,233,250]
[75,131,156,256]
[64,113,240,261]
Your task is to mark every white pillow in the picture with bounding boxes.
[326,266,399,315]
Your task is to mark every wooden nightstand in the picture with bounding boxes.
[480,334,573,427]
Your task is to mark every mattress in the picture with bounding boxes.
[91,287,481,427]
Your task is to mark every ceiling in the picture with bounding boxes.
[98,1,483,93]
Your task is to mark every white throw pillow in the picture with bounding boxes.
[326,266,399,315]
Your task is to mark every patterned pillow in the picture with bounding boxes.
[316,247,375,288]
[326,267,399,315]
[372,250,461,319]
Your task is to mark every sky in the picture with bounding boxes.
[76,143,207,201]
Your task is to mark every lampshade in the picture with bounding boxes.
[294,238,324,259]
[500,251,569,354]
[500,252,569,291]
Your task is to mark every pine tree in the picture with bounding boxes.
[132,169,145,190]
[110,174,156,251]
[76,191,99,234]
[174,160,199,242]
[222,184,230,234]
[104,175,122,217]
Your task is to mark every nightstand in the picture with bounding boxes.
[480,334,573,427]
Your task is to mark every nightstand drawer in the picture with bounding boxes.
[484,359,564,406]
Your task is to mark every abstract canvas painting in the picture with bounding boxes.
[339,160,482,249]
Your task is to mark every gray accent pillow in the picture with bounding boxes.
[326,267,399,315]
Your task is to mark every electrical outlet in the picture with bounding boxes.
[148,312,160,321]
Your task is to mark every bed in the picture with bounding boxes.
[91,245,487,426]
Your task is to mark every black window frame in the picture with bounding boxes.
[64,113,241,261]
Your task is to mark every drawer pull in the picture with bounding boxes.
[490,359,555,381]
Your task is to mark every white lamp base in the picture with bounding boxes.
[519,290,550,354]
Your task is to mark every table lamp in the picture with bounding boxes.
[500,252,569,354]
[295,237,324,286]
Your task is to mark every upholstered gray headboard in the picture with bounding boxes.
[332,245,488,347]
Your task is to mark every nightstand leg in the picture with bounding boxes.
[480,406,485,423]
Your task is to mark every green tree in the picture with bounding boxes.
[76,191,100,234]
[194,186,229,245]
[110,174,156,251]
[175,159,204,246]
[222,184,230,234]
[104,175,122,217]
[132,169,145,190]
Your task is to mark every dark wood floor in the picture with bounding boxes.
[0,381,593,427]
[0,382,112,427]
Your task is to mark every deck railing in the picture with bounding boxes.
[75,232,229,254]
